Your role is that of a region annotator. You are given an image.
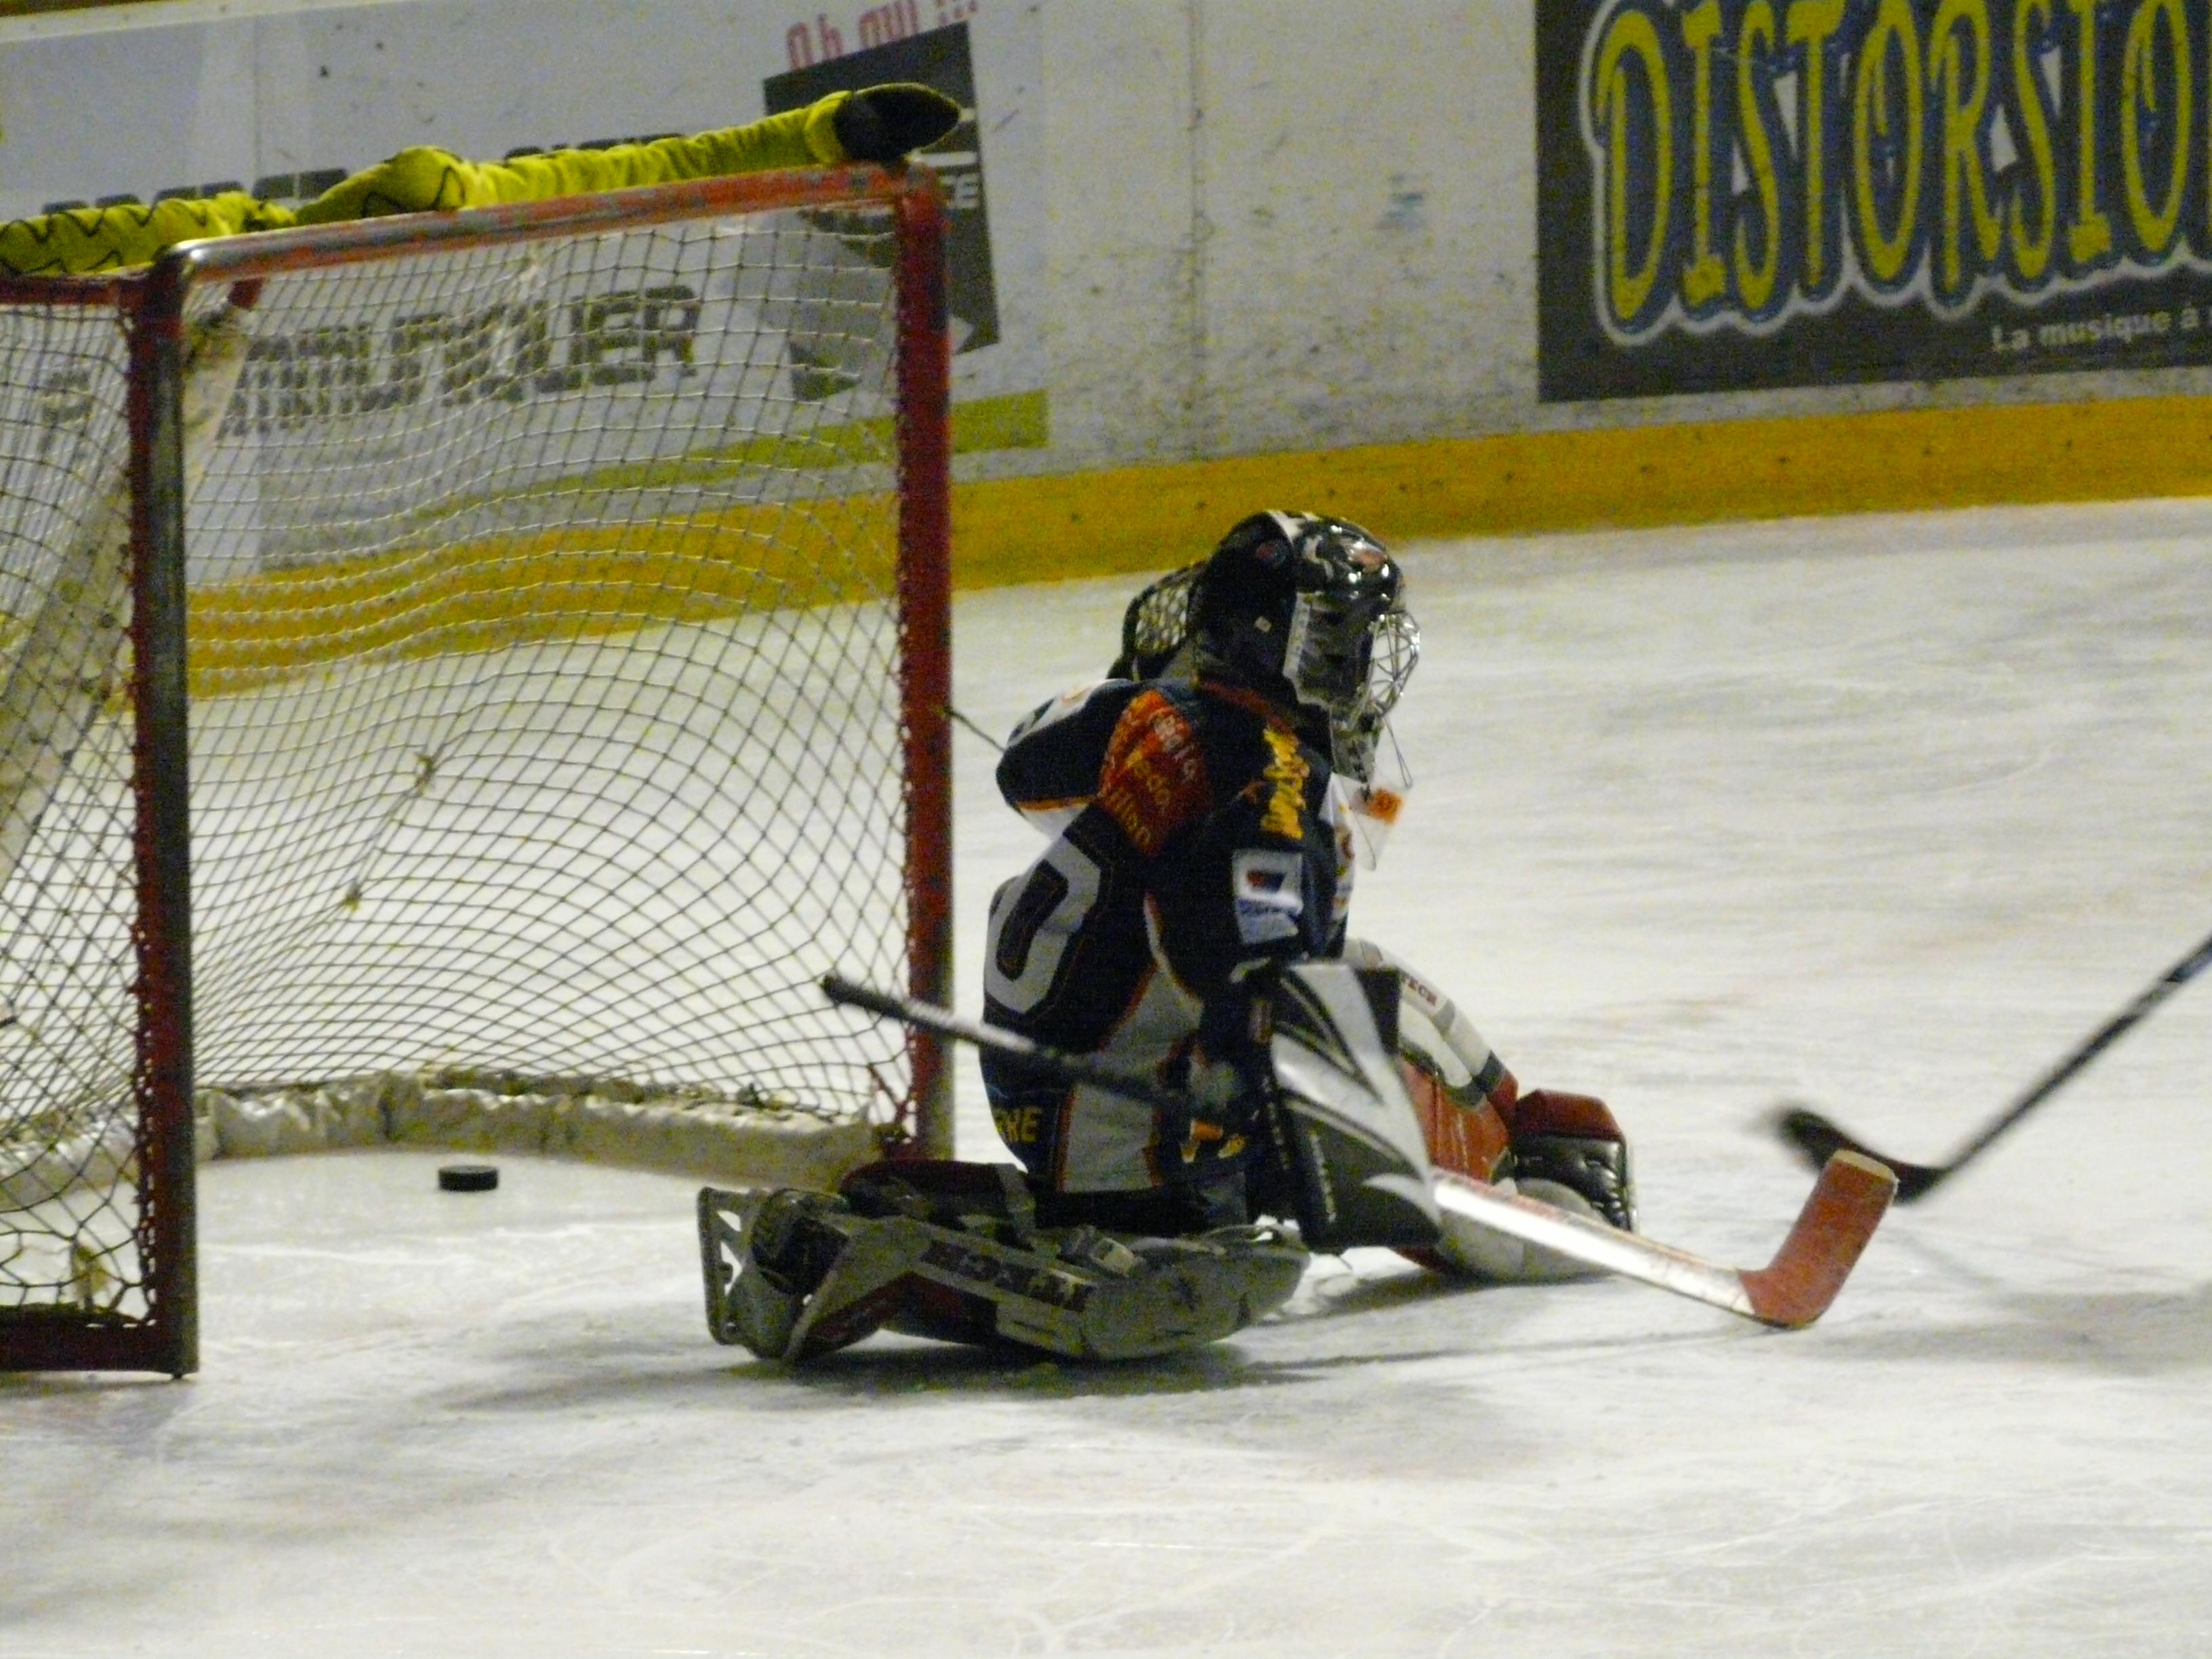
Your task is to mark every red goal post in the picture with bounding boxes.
[0,161,953,1377]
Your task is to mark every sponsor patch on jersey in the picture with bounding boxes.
[1258,725,1309,840]
[1099,689,1208,855]
[1232,847,1305,944]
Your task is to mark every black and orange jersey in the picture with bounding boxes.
[981,677,1354,1195]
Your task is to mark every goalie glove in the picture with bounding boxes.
[1504,1090,1637,1233]
[831,83,964,162]
[1164,960,1284,1168]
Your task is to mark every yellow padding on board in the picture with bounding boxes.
[945,394,2212,584]
[188,501,892,696]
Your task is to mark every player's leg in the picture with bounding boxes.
[698,1159,1305,1364]
[979,1014,1256,1237]
[1343,937,1637,1277]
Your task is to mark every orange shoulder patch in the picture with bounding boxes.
[1097,689,1208,855]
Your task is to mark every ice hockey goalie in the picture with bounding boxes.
[701,958,1446,1363]
[698,512,1638,1362]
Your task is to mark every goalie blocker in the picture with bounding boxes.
[700,962,1439,1361]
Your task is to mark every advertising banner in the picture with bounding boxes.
[1538,0,2212,400]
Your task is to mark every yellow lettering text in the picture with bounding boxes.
[1734,0,1784,310]
[1593,7,1674,327]
[2065,0,2113,264]
[1682,0,1729,306]
[1932,0,2003,297]
[1259,727,1309,840]
[1853,0,1925,284]
[2009,0,2058,280]
[2121,0,2190,256]
[1785,0,1849,293]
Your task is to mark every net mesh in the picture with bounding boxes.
[1,197,931,1336]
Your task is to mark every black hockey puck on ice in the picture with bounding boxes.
[437,1162,499,1193]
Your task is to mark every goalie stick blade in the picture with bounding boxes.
[1736,1149,1897,1325]
[1431,1149,1896,1329]
[1772,1106,1948,1202]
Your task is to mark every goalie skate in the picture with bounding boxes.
[698,1173,1308,1364]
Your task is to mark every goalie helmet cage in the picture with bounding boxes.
[0,163,954,1377]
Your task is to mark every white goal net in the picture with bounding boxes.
[0,165,953,1374]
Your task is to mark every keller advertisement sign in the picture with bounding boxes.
[1537,0,2212,400]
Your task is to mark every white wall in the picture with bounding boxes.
[4,0,2200,481]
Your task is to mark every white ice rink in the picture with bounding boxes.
[7,497,2211,1658]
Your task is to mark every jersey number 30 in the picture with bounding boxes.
[984,840,1104,1015]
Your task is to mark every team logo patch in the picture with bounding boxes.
[1232,848,1305,944]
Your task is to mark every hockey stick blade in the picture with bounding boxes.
[1437,1151,1894,1328]
[1772,1106,1947,1202]
[1770,924,2212,1204]
[826,976,1898,1327]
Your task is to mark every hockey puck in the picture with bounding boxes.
[437,1162,499,1193]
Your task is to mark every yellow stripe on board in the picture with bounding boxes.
[386,389,1044,511]
[188,499,894,695]
[947,394,2212,587]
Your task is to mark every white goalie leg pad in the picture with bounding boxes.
[1336,942,1605,1281]
[1340,936,1502,1092]
[906,1222,1310,1361]
[1265,962,1444,1253]
[700,1185,1308,1363]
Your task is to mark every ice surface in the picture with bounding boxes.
[6,498,2211,1657]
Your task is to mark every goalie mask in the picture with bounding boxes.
[1189,511,1419,781]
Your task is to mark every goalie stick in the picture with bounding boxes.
[1775,922,2212,1203]
[0,285,258,895]
[823,975,1896,1329]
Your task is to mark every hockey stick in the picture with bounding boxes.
[823,976,1896,1328]
[1774,924,2212,1203]
[824,974,1188,1114]
[0,285,258,895]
